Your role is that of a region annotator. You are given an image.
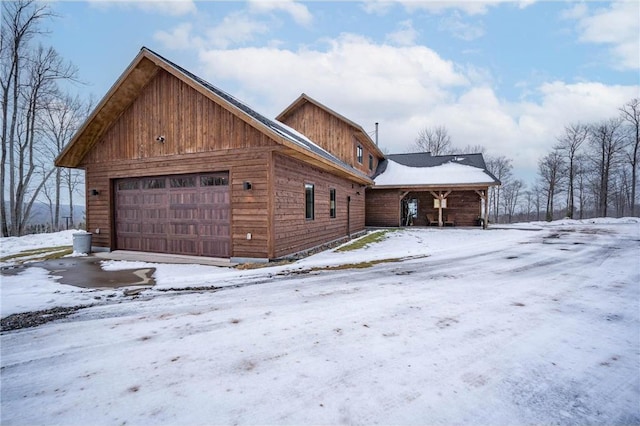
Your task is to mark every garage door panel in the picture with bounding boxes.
[115,172,230,257]
[202,240,230,257]
[142,237,167,253]
[167,239,197,255]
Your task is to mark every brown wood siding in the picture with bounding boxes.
[273,153,365,258]
[279,102,381,176]
[84,148,273,258]
[407,190,483,227]
[81,70,275,165]
[365,189,401,227]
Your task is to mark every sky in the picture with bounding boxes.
[2,219,639,424]
[44,0,640,184]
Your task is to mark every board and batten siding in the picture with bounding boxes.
[273,153,365,258]
[279,101,380,177]
[78,69,284,258]
[81,70,276,165]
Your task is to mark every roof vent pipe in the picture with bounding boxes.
[375,122,379,146]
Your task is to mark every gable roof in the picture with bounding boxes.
[373,152,500,188]
[276,93,385,158]
[55,47,372,185]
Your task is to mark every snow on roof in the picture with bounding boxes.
[374,159,497,187]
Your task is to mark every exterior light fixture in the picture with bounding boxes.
[156,135,165,143]
[90,189,100,196]
[243,181,252,190]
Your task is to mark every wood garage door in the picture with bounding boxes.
[115,173,230,257]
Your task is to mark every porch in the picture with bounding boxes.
[366,188,490,229]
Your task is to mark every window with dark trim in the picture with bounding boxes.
[117,181,138,191]
[329,188,336,218]
[305,183,315,220]
[170,176,196,188]
[368,154,374,171]
[356,145,363,164]
[200,175,229,186]
[143,178,166,189]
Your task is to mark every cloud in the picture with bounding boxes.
[86,0,196,16]
[385,20,419,46]
[248,0,313,26]
[438,11,485,41]
[154,23,202,50]
[205,12,270,49]
[363,0,536,16]
[197,33,468,119]
[566,1,640,70]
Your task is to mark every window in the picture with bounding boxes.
[117,181,138,191]
[143,178,166,189]
[305,183,314,220]
[170,177,196,188]
[356,145,363,164]
[200,175,229,186]
[329,188,336,218]
[368,154,374,171]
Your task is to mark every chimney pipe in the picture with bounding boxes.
[375,122,379,146]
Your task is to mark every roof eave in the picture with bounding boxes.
[55,49,160,168]
[371,182,500,190]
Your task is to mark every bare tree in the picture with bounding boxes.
[414,125,453,155]
[538,149,566,221]
[1,0,78,236]
[457,144,485,154]
[1,0,53,236]
[556,123,589,219]
[40,93,88,229]
[502,179,525,223]
[574,154,590,219]
[589,118,626,217]
[486,155,512,223]
[619,98,639,216]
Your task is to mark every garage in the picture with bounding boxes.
[115,172,230,257]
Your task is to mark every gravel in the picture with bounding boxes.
[1,305,90,332]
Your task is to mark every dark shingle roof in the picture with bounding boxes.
[143,48,370,182]
[387,152,487,168]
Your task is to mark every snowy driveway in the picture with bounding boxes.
[1,220,639,425]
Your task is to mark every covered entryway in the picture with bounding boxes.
[115,172,230,257]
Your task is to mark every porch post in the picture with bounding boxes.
[484,195,489,229]
[475,189,489,230]
[430,190,451,227]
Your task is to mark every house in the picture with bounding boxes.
[55,47,372,262]
[55,47,499,262]
[366,153,500,228]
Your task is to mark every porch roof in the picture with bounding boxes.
[373,155,500,189]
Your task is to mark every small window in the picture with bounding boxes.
[170,176,196,188]
[329,188,336,218]
[356,145,363,164]
[143,178,166,189]
[118,181,138,191]
[305,183,314,220]
[368,154,374,171]
[201,175,229,186]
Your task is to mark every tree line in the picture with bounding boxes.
[412,98,639,223]
[1,0,90,237]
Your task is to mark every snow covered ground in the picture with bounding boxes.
[1,219,639,425]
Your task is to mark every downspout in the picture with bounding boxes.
[347,195,351,238]
[375,122,379,146]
